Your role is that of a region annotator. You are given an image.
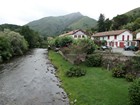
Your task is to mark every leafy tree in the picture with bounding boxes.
[19,26,40,48]
[122,22,135,31]
[97,14,106,32]
[112,14,130,30]
[104,18,112,31]
[5,30,28,55]
[0,29,28,62]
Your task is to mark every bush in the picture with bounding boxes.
[85,54,102,67]
[54,36,73,48]
[66,66,86,77]
[112,67,126,78]
[129,79,140,105]
[132,56,140,72]
[125,73,136,82]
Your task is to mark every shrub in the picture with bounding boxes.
[60,47,71,54]
[129,79,140,105]
[125,73,136,82]
[54,36,73,48]
[66,66,86,77]
[132,56,140,73]
[85,54,102,67]
[112,66,126,78]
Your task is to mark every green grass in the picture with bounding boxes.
[49,51,131,105]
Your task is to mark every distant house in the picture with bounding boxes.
[59,29,88,39]
[92,30,133,48]
[134,32,140,50]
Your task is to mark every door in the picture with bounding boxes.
[120,42,124,48]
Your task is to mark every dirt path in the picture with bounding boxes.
[0,48,69,105]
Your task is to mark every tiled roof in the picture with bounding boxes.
[59,29,87,37]
[93,30,127,37]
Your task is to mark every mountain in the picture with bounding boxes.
[27,12,97,36]
[125,7,140,17]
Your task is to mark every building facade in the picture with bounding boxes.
[92,30,133,48]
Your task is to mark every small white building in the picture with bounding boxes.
[135,32,140,50]
[60,29,88,39]
[92,30,133,48]
[136,32,140,39]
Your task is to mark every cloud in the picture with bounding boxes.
[0,0,139,25]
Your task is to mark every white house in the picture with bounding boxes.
[60,29,88,39]
[135,32,140,50]
[136,32,140,39]
[92,30,133,48]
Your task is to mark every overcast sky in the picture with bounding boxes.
[0,0,139,25]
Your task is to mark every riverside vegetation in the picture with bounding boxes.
[0,25,48,63]
[48,36,140,105]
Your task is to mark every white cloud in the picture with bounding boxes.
[0,0,139,25]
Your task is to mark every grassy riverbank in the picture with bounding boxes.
[49,50,130,105]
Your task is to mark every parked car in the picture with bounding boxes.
[124,45,138,51]
[101,45,112,50]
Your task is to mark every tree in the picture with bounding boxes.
[0,29,28,61]
[97,14,106,32]
[104,18,112,31]
[112,14,129,30]
[19,26,40,48]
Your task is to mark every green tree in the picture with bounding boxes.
[0,29,28,62]
[105,18,112,31]
[112,14,129,30]
[97,14,105,32]
[19,26,40,48]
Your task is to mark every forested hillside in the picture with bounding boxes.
[27,12,97,36]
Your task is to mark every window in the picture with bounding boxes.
[116,42,118,47]
[114,35,117,39]
[122,35,124,41]
[78,35,81,38]
[82,35,85,38]
[127,35,129,41]
[108,36,110,39]
[74,35,77,38]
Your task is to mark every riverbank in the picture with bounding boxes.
[49,50,130,105]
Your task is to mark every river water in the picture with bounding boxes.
[0,48,69,105]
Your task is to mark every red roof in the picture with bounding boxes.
[93,30,127,37]
[59,29,87,37]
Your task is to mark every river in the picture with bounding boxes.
[0,48,69,105]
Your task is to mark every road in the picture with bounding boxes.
[0,49,69,105]
[112,48,136,56]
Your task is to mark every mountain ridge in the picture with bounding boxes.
[27,12,97,36]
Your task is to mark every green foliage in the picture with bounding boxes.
[97,14,106,32]
[0,29,28,62]
[68,16,97,30]
[54,36,73,48]
[49,50,130,105]
[112,64,126,78]
[85,54,102,67]
[66,66,86,77]
[125,73,136,82]
[125,7,140,21]
[71,38,96,54]
[19,26,41,48]
[27,12,97,36]
[0,24,43,48]
[112,14,130,30]
[129,79,140,105]
[0,33,12,60]
[104,18,112,31]
[132,56,140,73]
[122,22,135,31]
